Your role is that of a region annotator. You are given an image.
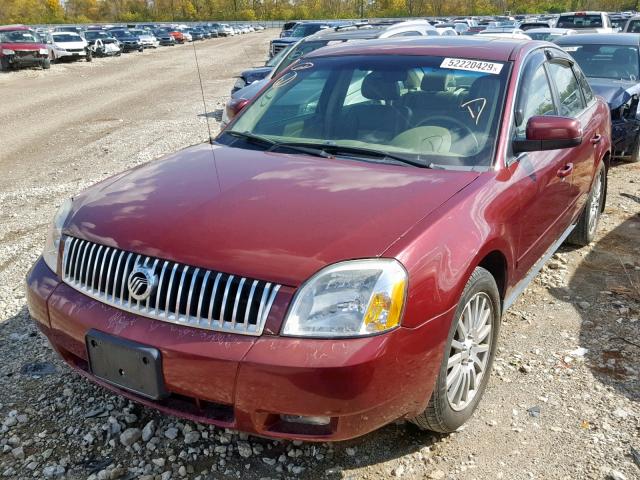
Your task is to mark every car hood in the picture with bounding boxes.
[589,77,640,107]
[54,41,86,48]
[272,37,300,44]
[66,144,479,286]
[2,42,44,50]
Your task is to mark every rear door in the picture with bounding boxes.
[548,57,604,227]
[508,51,575,276]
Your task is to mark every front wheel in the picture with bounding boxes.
[410,266,500,433]
[0,57,10,71]
[567,163,605,246]
[42,58,51,70]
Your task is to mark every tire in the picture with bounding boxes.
[0,57,10,71]
[410,266,501,433]
[86,51,92,62]
[42,58,51,70]
[625,134,640,163]
[567,163,606,246]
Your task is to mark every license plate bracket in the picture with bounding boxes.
[86,330,167,400]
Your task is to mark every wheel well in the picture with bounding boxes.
[478,251,507,304]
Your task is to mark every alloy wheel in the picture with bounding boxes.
[588,171,603,236]
[446,292,493,411]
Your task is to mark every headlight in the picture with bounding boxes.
[39,48,49,55]
[43,198,73,274]
[2,49,15,55]
[282,259,407,338]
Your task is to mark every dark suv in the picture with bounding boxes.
[0,25,50,71]
[108,29,143,53]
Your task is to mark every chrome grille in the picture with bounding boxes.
[61,236,280,335]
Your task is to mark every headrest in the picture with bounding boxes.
[469,75,499,98]
[361,71,402,101]
[421,72,447,92]
[613,48,634,63]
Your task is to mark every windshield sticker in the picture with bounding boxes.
[273,71,297,88]
[291,62,314,71]
[441,58,504,75]
[561,46,579,52]
[461,98,487,125]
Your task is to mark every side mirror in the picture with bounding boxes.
[513,115,583,153]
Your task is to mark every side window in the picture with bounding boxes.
[516,64,555,136]
[574,67,594,104]
[547,62,585,117]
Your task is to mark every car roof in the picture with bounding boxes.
[555,33,640,45]
[304,36,531,62]
[0,25,31,32]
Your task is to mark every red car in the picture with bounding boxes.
[27,37,610,441]
[0,25,50,71]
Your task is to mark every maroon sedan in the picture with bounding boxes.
[27,37,610,441]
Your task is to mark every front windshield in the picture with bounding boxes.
[290,24,326,37]
[562,44,639,81]
[53,34,81,42]
[627,20,640,33]
[111,30,129,38]
[130,29,146,35]
[0,30,41,43]
[557,15,603,28]
[220,54,510,168]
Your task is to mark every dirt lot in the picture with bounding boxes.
[0,33,639,480]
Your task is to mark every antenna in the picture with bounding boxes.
[191,39,214,144]
[190,37,222,192]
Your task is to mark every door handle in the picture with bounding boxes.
[557,163,573,178]
[590,134,602,144]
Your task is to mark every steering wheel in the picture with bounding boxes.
[417,115,480,153]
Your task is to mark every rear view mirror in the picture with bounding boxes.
[513,116,583,153]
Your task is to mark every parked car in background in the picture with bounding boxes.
[186,28,204,41]
[27,36,610,442]
[477,28,530,39]
[129,29,159,49]
[269,21,346,57]
[526,27,576,41]
[0,25,50,71]
[152,29,176,46]
[279,21,299,38]
[226,20,438,124]
[519,21,553,30]
[46,32,91,62]
[108,29,143,52]
[556,33,640,162]
[231,44,293,94]
[88,37,121,57]
[218,24,234,37]
[623,15,640,32]
[54,26,83,34]
[556,11,614,33]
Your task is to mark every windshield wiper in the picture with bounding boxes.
[266,142,333,158]
[319,144,430,168]
[225,130,276,147]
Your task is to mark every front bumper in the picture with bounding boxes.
[612,117,640,157]
[56,50,87,59]
[6,53,47,66]
[26,256,447,441]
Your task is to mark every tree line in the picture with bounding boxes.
[1,0,638,24]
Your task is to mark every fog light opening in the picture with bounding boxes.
[280,414,331,426]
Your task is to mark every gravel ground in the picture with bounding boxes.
[0,33,639,480]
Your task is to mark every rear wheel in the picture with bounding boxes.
[567,163,605,246]
[410,266,500,433]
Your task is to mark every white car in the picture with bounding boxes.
[47,32,91,62]
[435,27,458,36]
[526,27,577,41]
[478,28,531,39]
[130,29,160,49]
